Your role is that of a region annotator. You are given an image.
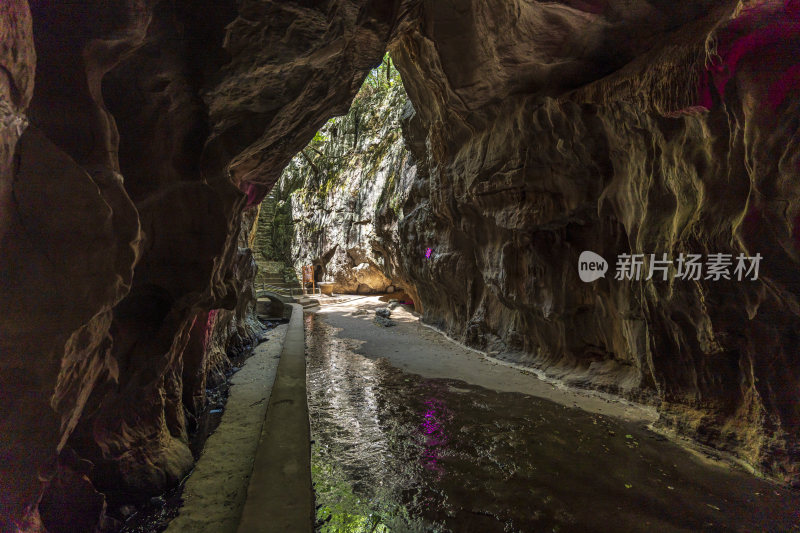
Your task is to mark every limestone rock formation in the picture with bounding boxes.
[267,62,417,295]
[0,0,408,529]
[389,0,800,485]
[263,0,800,488]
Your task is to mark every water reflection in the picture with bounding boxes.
[420,397,449,477]
[306,313,800,533]
[306,313,434,532]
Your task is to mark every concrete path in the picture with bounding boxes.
[166,324,287,533]
[237,303,313,533]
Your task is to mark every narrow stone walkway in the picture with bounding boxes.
[166,324,287,533]
[237,303,313,533]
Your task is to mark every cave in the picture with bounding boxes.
[2,1,800,532]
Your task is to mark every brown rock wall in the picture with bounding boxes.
[387,0,800,483]
[0,1,409,528]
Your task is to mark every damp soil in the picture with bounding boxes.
[306,313,800,533]
[113,319,285,533]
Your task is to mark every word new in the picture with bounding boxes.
[578,251,608,282]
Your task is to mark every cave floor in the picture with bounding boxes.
[307,298,800,532]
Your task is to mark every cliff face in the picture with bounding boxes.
[280,0,800,487]
[267,60,418,296]
[1,0,800,530]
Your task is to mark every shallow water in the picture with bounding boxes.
[306,313,800,533]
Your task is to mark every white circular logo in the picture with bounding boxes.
[578,251,608,282]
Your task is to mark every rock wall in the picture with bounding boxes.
[388,0,800,485]
[268,60,418,295]
[0,1,407,530]
[260,0,800,487]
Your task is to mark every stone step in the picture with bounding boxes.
[258,275,300,284]
[295,297,320,309]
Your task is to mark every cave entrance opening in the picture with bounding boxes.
[252,53,415,304]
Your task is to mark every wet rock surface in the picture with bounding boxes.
[385,0,800,484]
[1,1,406,528]
[271,0,800,485]
[113,318,280,533]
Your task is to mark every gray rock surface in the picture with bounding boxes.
[374,316,397,328]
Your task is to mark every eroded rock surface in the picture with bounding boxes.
[0,0,408,529]
[263,0,800,488]
[266,63,417,295]
[389,0,800,484]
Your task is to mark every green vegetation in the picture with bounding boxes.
[267,53,409,226]
[254,53,410,291]
[311,443,433,533]
[312,446,391,533]
[263,198,294,265]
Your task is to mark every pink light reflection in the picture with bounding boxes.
[419,397,450,478]
[692,2,800,113]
